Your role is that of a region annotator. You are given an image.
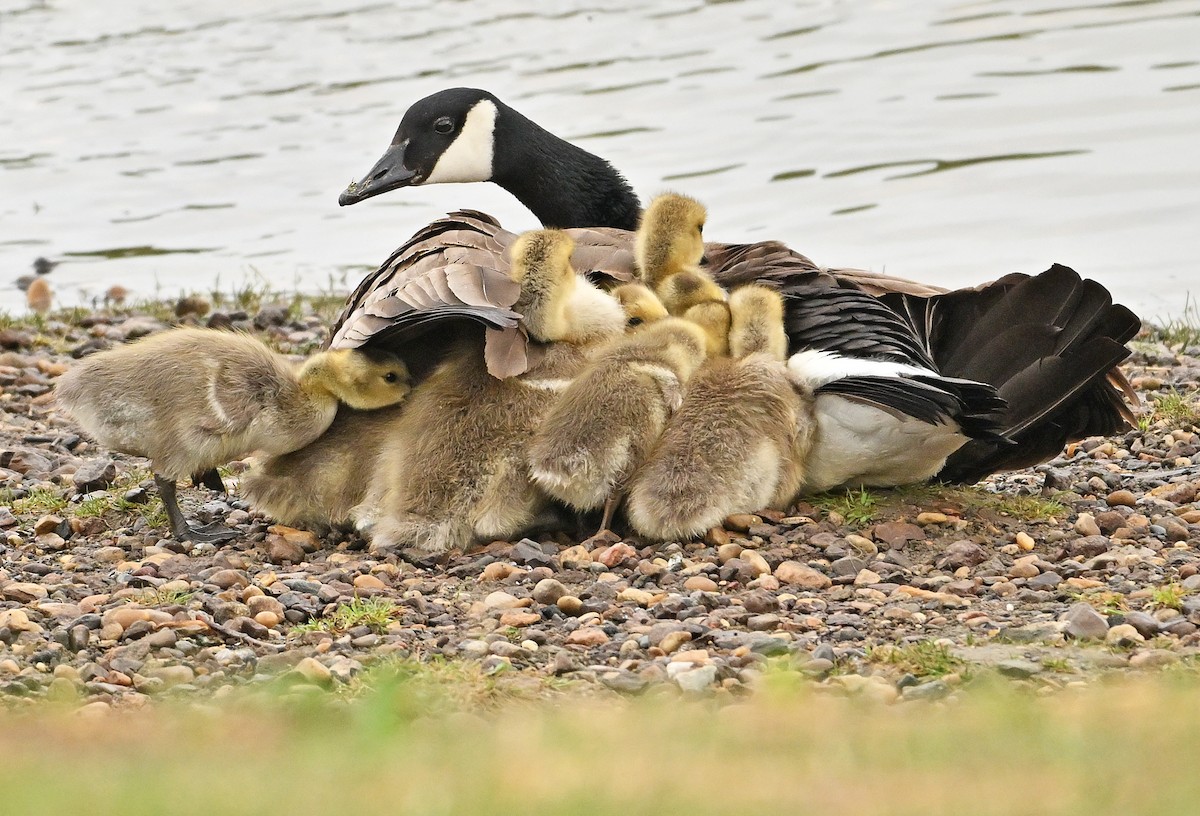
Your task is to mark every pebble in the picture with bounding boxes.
[1060,603,1109,640]
[683,575,719,593]
[1105,624,1145,647]
[292,657,333,688]
[564,627,609,647]
[1074,514,1102,537]
[1105,490,1137,508]
[532,578,567,605]
[774,561,831,589]
[556,596,583,616]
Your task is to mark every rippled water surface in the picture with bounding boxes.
[2,0,1198,318]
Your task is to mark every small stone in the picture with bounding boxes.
[683,575,719,593]
[208,569,249,589]
[673,664,718,692]
[3,582,48,602]
[996,659,1042,679]
[1074,513,1101,537]
[482,591,525,611]
[72,459,117,493]
[741,549,771,577]
[937,540,988,570]
[595,543,637,568]
[658,630,693,654]
[916,511,949,525]
[556,596,583,616]
[1009,555,1040,579]
[853,569,881,586]
[143,665,195,689]
[352,574,387,590]
[558,545,591,569]
[871,521,925,549]
[723,514,761,532]
[717,543,744,564]
[481,562,518,582]
[1106,624,1145,647]
[774,561,831,589]
[565,626,609,647]
[705,527,731,547]
[254,611,282,628]
[617,587,657,607]
[1015,532,1035,551]
[1105,490,1137,508]
[293,657,333,688]
[1121,611,1161,639]
[1060,602,1109,640]
[498,610,540,628]
[33,514,64,536]
[1129,649,1180,669]
[265,535,305,565]
[532,578,567,605]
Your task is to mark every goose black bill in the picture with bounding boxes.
[339,143,420,206]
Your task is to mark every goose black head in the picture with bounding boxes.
[340,88,499,206]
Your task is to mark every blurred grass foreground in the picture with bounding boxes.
[2,662,1198,816]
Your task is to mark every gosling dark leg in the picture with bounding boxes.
[194,468,226,494]
[154,474,240,544]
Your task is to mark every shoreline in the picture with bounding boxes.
[1,295,1198,707]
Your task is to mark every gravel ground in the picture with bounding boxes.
[1,298,1199,709]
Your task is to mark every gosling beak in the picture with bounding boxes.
[338,143,419,206]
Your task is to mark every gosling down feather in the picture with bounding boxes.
[56,327,410,543]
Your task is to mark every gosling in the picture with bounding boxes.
[527,315,709,532]
[362,229,626,558]
[55,327,411,543]
[635,192,730,356]
[626,285,816,541]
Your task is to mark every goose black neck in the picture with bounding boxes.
[490,103,642,231]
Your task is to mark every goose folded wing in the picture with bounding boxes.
[327,210,523,351]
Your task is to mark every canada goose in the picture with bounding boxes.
[333,88,1141,486]
[527,316,709,531]
[626,285,816,540]
[55,327,411,543]
[360,229,625,558]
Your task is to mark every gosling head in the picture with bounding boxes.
[635,192,707,286]
[301,349,412,410]
[508,229,582,343]
[612,283,668,330]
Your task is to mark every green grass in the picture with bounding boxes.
[6,670,1200,815]
[868,640,966,679]
[812,487,878,526]
[292,596,400,635]
[1150,296,1200,350]
[1145,390,1200,430]
[5,485,69,516]
[130,586,195,607]
[1148,583,1188,612]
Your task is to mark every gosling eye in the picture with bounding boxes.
[628,316,643,327]
[433,116,454,134]
[697,223,704,236]
[384,371,400,384]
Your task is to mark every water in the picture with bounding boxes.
[2,0,1198,321]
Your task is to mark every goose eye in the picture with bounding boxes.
[433,117,454,134]
[628,316,643,327]
[384,371,400,384]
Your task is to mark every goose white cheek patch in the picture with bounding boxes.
[424,99,497,184]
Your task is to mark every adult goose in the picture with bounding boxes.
[330,88,1140,487]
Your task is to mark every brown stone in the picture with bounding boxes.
[498,610,540,628]
[871,521,925,549]
[1105,489,1137,508]
[565,626,609,646]
[774,561,831,590]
